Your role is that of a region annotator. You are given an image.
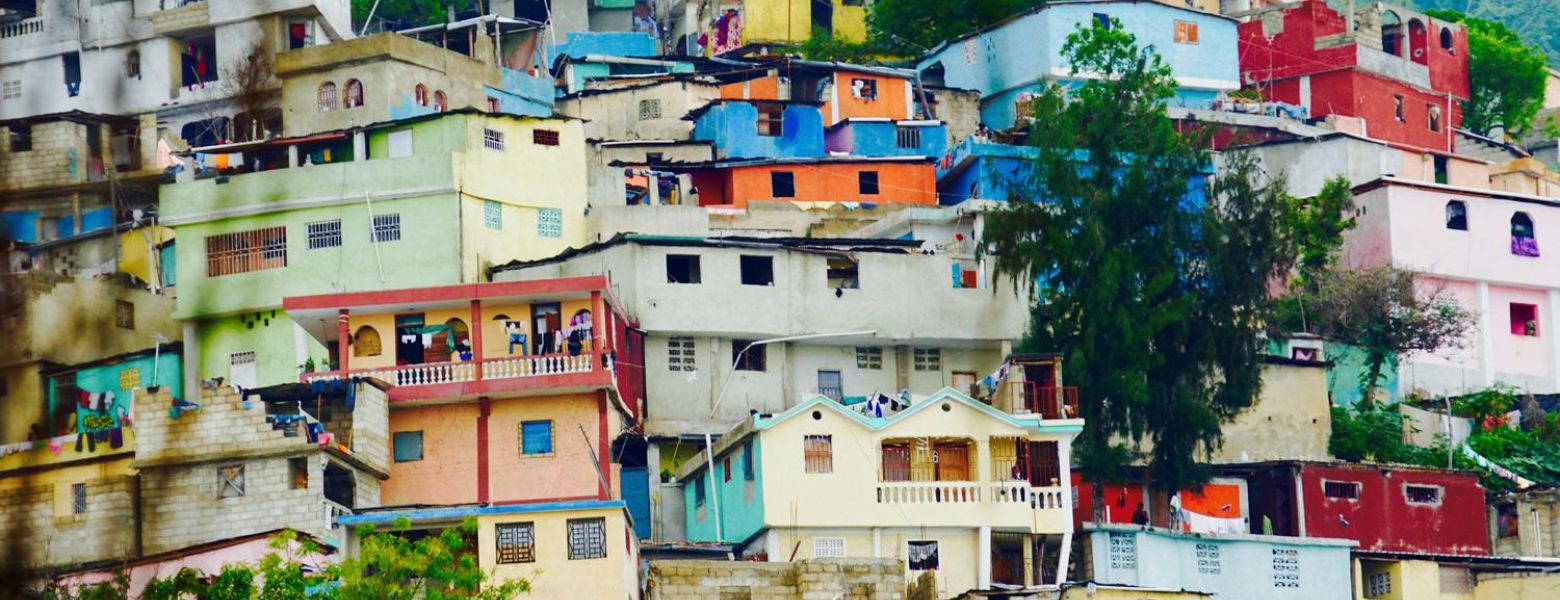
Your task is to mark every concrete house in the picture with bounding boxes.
[685,0,871,57]
[915,0,1242,130]
[677,388,1084,596]
[159,110,590,389]
[0,0,352,146]
[1078,524,1356,600]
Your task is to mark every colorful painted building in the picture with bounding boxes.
[677,388,1083,596]
[1352,552,1560,600]
[1080,524,1357,599]
[1237,1,1470,152]
[916,0,1242,130]
[339,499,641,599]
[282,276,643,508]
[687,0,870,56]
[159,110,590,389]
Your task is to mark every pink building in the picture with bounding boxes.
[53,530,328,598]
[1344,178,1560,397]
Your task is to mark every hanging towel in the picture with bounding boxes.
[109,427,124,450]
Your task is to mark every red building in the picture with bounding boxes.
[1238,1,1469,152]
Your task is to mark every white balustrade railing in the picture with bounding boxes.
[301,353,595,389]
[875,481,1070,511]
[1,18,42,38]
[480,353,593,380]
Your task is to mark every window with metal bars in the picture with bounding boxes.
[205,227,287,277]
[1323,480,1361,500]
[913,348,941,371]
[1404,484,1441,505]
[533,129,560,146]
[1029,441,1060,486]
[567,517,607,560]
[372,213,400,243]
[496,522,536,564]
[483,128,505,151]
[306,219,341,249]
[484,200,503,230]
[71,483,86,514]
[667,336,696,371]
[895,126,921,149]
[804,435,832,473]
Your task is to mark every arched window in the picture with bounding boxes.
[414,84,428,107]
[317,82,338,111]
[1380,11,1404,57]
[344,79,363,108]
[433,90,447,112]
[1440,27,1454,51]
[445,318,471,348]
[353,325,382,357]
[1512,212,1539,257]
[1445,200,1467,230]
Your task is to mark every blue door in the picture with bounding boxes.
[621,467,651,539]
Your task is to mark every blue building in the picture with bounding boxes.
[1082,524,1356,600]
[934,138,1213,205]
[916,0,1240,130]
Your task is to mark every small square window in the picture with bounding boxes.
[740,255,774,286]
[483,128,506,151]
[850,78,878,100]
[771,171,796,198]
[895,127,920,149]
[288,457,309,489]
[1404,484,1441,505]
[496,522,536,564]
[8,124,31,152]
[639,99,662,120]
[484,200,503,230]
[218,465,246,498]
[757,104,784,136]
[115,300,135,330]
[567,517,607,560]
[393,431,423,462]
[1323,480,1360,500]
[1174,20,1199,44]
[856,347,882,369]
[372,213,401,243]
[813,536,846,558]
[1511,303,1539,337]
[1367,571,1391,597]
[733,340,767,372]
[827,257,860,289]
[388,129,413,158]
[537,207,562,238]
[307,219,343,249]
[521,420,553,455]
[533,129,560,146]
[858,171,879,195]
[71,483,87,514]
[668,336,697,371]
[907,540,940,571]
[913,348,941,371]
[667,254,701,284]
[1444,200,1467,230]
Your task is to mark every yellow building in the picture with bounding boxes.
[340,499,640,599]
[678,387,1083,598]
[698,0,870,56]
[1354,553,1560,600]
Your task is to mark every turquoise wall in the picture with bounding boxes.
[1326,343,1399,407]
[49,352,183,434]
[684,438,765,543]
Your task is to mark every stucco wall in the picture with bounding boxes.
[1083,526,1355,600]
[1299,464,1489,555]
[558,81,721,141]
[1206,362,1332,463]
[478,505,639,599]
[1473,572,1560,599]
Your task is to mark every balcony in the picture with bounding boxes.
[996,382,1079,420]
[152,0,210,35]
[304,352,599,392]
[0,17,41,39]
[875,481,1067,509]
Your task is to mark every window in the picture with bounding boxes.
[487,96,500,112]
[814,537,846,558]
[1434,155,1448,184]
[804,435,832,473]
[756,104,783,136]
[668,336,697,371]
[733,340,767,371]
[639,98,662,120]
[907,540,939,571]
[433,90,447,112]
[127,49,141,78]
[1093,12,1111,29]
[1444,200,1467,230]
[353,325,382,357]
[115,300,134,330]
[567,517,607,560]
[1428,104,1442,132]
[520,420,553,455]
[483,128,506,151]
[1366,571,1391,597]
[63,51,81,97]
[229,352,257,389]
[1440,27,1454,51]
[771,171,796,198]
[205,227,287,277]
[1393,95,1404,122]
[532,129,560,146]
[1440,565,1473,594]
[850,78,878,100]
[536,207,562,238]
[1174,20,1199,44]
[307,219,342,249]
[858,171,879,195]
[856,347,882,369]
[484,200,503,230]
[895,126,920,149]
[71,483,87,514]
[388,129,413,158]
[372,213,401,243]
[414,84,428,106]
[1,80,19,101]
[393,431,423,462]
[1512,212,1539,257]
[818,370,842,400]
[723,457,732,482]
[913,348,941,371]
[740,255,774,286]
[881,444,911,481]
[742,440,754,481]
[218,465,246,498]
[1497,504,1519,538]
[496,522,536,564]
[288,21,310,49]
[1031,441,1060,486]
[288,457,308,489]
[1404,484,1442,505]
[694,476,706,506]
[1323,480,1361,500]
[317,82,338,111]
[8,124,30,152]
[666,254,701,283]
[1511,303,1539,337]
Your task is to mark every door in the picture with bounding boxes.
[531,302,561,355]
[621,467,651,539]
[229,351,257,389]
[395,314,425,365]
[934,443,970,481]
[817,370,842,400]
[881,444,911,482]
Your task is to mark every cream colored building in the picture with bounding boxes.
[677,388,1083,598]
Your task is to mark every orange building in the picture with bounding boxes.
[716,61,916,126]
[282,276,645,508]
[679,157,938,207]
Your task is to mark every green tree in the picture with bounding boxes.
[1425,10,1549,136]
[866,0,1047,57]
[984,21,1322,503]
[352,0,456,32]
[330,517,529,600]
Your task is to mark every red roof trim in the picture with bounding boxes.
[283,276,612,312]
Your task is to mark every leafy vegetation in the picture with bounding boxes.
[865,0,1047,57]
[1413,0,1560,69]
[1424,10,1550,136]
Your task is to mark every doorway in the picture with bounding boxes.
[531,303,561,355]
[396,314,425,365]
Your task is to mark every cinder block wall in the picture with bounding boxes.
[0,475,138,569]
[647,558,905,600]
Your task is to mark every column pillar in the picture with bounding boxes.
[590,291,606,359]
[477,398,491,503]
[1054,532,1072,586]
[336,310,350,374]
[1022,536,1034,587]
[977,525,992,590]
[470,300,484,380]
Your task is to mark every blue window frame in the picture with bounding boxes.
[521,420,553,455]
[392,431,423,462]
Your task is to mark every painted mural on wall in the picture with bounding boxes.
[72,353,182,435]
[701,8,743,56]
